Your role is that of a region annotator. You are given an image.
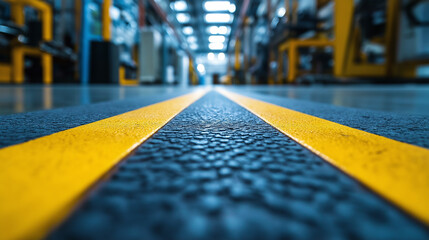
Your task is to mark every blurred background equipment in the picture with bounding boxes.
[227,0,429,85]
[0,0,78,84]
[0,0,428,85]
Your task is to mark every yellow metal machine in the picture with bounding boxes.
[3,0,53,84]
[334,0,397,78]
[277,0,429,83]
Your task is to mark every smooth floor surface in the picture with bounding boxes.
[0,85,194,115]
[233,85,429,116]
[1,85,428,239]
[1,84,429,116]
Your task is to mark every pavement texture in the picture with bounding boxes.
[231,89,429,149]
[0,90,192,148]
[49,92,429,240]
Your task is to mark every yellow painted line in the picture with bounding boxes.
[218,89,429,225]
[0,90,207,240]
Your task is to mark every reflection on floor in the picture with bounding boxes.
[235,85,429,116]
[1,84,429,116]
[0,85,193,115]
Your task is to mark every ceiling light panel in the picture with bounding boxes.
[204,1,230,11]
[183,26,193,35]
[218,26,229,34]
[208,35,225,42]
[228,3,236,13]
[187,36,197,43]
[207,26,230,34]
[205,13,232,23]
[171,1,188,11]
[176,13,190,23]
[218,52,226,60]
[209,42,224,50]
[208,52,215,60]
[190,43,198,50]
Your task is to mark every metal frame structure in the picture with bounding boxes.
[334,0,396,78]
[278,39,334,83]
[276,0,334,83]
[5,0,53,84]
[277,0,428,84]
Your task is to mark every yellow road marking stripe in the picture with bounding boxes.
[219,89,429,225]
[0,90,207,240]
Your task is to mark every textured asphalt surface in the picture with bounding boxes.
[230,89,429,148]
[49,92,429,240]
[0,90,192,148]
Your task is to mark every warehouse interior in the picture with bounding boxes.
[0,0,429,239]
[0,0,428,114]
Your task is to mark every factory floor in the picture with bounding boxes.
[0,84,428,239]
[1,84,429,116]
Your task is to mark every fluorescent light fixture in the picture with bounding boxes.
[205,13,232,23]
[209,35,225,42]
[172,1,188,11]
[176,13,190,23]
[204,1,230,11]
[219,26,229,34]
[207,26,230,34]
[187,36,197,43]
[208,26,219,34]
[218,26,229,34]
[229,3,236,13]
[277,7,286,17]
[209,42,224,50]
[197,64,206,73]
[183,26,193,35]
[218,52,225,60]
[190,43,198,50]
[208,52,215,60]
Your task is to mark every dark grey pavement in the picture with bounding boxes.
[49,92,429,240]
[0,88,195,148]
[1,86,428,239]
[228,87,429,149]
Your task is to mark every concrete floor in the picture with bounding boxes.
[1,84,429,116]
[0,85,193,115]
[233,85,429,116]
